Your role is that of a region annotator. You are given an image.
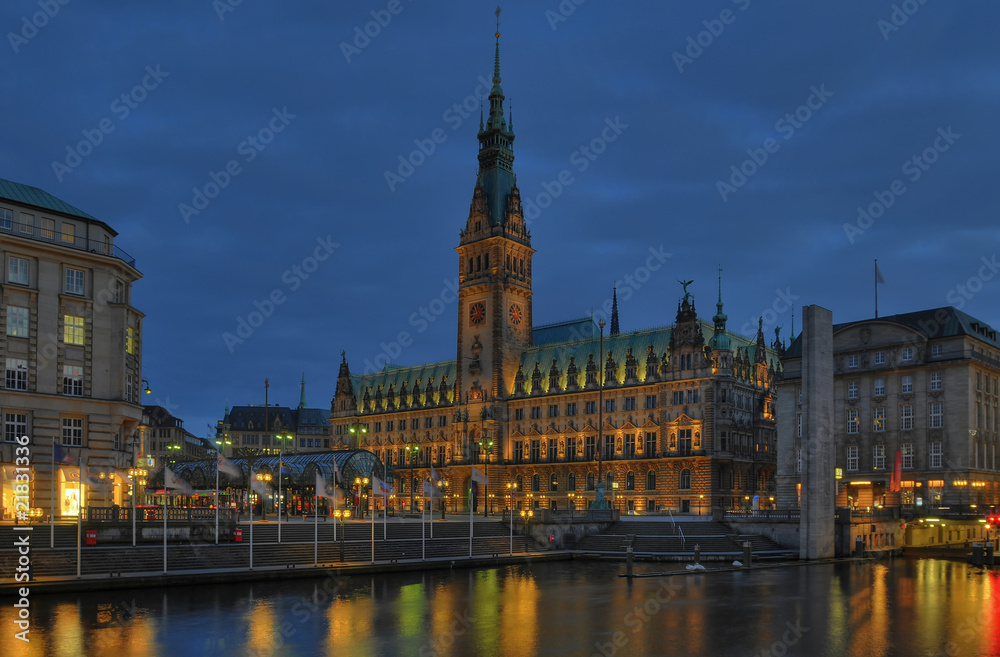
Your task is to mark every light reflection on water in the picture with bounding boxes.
[4,558,1000,657]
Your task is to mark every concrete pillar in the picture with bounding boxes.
[799,305,836,560]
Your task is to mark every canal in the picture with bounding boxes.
[3,558,999,656]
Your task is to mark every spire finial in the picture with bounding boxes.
[299,372,307,409]
[479,101,484,131]
[610,285,620,336]
[712,264,727,328]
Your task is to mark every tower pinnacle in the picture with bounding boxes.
[610,286,620,335]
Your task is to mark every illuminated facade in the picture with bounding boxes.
[776,307,1000,514]
[329,35,782,514]
[0,177,144,518]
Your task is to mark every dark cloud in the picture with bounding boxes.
[2,0,998,433]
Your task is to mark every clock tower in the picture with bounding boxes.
[455,24,533,421]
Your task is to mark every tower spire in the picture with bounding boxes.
[299,372,307,409]
[610,286,620,335]
[710,265,731,352]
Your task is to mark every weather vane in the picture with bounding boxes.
[496,6,501,39]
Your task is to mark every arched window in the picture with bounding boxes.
[516,475,523,491]
[531,474,540,491]
[606,472,614,490]
[646,470,656,490]
[680,469,691,490]
[550,473,558,491]
[568,473,577,490]
[586,473,595,490]
[626,471,635,490]
[476,255,481,271]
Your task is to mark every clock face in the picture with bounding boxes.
[508,303,522,325]
[469,302,486,325]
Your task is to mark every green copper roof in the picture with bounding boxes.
[351,360,457,413]
[0,177,101,224]
[533,318,600,346]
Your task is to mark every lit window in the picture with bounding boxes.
[40,217,54,239]
[6,306,28,337]
[62,366,83,396]
[902,443,914,469]
[873,444,886,470]
[5,358,28,390]
[63,315,85,345]
[930,372,942,391]
[873,407,885,432]
[19,213,33,235]
[847,409,859,434]
[126,327,137,355]
[65,268,85,295]
[61,222,75,243]
[7,257,28,285]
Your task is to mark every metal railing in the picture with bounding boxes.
[87,507,237,522]
[1,218,136,267]
[724,509,801,521]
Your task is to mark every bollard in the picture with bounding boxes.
[855,536,864,558]
[972,543,984,567]
[626,546,634,578]
[694,543,701,565]
[743,541,752,567]
[987,542,995,567]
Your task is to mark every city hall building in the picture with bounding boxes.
[330,33,783,515]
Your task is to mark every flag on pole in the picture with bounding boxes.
[316,471,343,504]
[372,476,393,496]
[876,263,886,284]
[423,479,443,498]
[54,441,77,465]
[280,460,290,474]
[216,453,241,478]
[165,466,194,495]
[429,463,439,482]
[331,456,341,485]
[471,467,488,484]
[890,450,903,493]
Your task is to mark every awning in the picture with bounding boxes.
[1,465,31,482]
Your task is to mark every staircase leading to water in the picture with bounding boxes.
[572,520,795,559]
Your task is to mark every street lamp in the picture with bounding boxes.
[348,423,367,450]
[354,476,369,519]
[478,438,494,516]
[334,508,352,561]
[699,494,705,516]
[405,444,417,513]
[256,472,272,520]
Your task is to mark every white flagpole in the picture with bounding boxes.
[50,440,55,549]
[249,469,254,571]
[314,490,319,567]
[371,500,375,563]
[215,457,219,545]
[278,449,282,544]
[422,494,426,561]
[469,482,473,558]
[76,451,82,578]
[163,484,168,574]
